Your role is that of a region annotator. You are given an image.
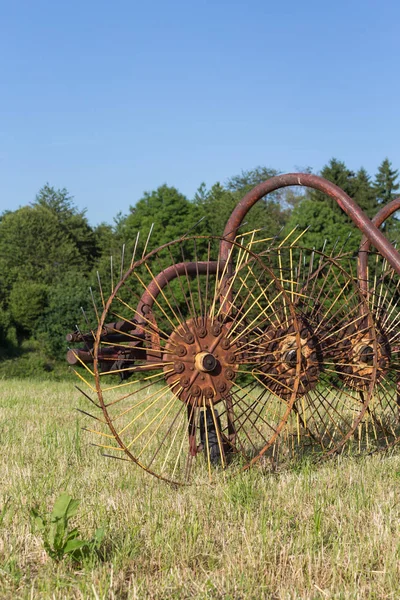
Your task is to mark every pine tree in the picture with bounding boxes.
[374,158,400,205]
[372,159,400,236]
[310,158,357,215]
[353,167,378,218]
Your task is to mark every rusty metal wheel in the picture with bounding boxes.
[238,240,380,462]
[69,235,307,485]
[355,252,400,450]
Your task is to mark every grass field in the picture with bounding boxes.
[1,379,400,599]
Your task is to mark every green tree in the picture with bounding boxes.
[374,158,400,205]
[310,158,357,215]
[0,185,97,360]
[90,186,204,321]
[116,185,200,252]
[226,166,280,196]
[9,281,48,333]
[93,222,115,256]
[353,167,378,218]
[0,305,17,358]
[195,167,289,241]
[372,159,400,238]
[0,206,82,290]
[194,182,238,238]
[34,185,97,267]
[284,197,360,254]
[35,271,91,358]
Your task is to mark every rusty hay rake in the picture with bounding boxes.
[66,173,400,485]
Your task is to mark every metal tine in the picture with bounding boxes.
[90,442,122,451]
[328,236,341,258]
[96,271,105,308]
[75,385,102,409]
[129,231,140,269]
[80,306,94,331]
[120,243,126,280]
[278,224,299,248]
[76,407,105,422]
[181,216,205,239]
[242,224,286,253]
[252,225,286,254]
[75,321,94,354]
[311,241,326,274]
[142,223,154,258]
[256,223,306,268]
[89,287,100,324]
[102,453,131,463]
[240,223,276,239]
[288,225,310,246]
[222,221,249,239]
[309,249,315,278]
[336,232,353,257]
[80,307,97,344]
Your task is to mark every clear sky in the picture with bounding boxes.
[0,0,399,225]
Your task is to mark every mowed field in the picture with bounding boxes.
[1,380,400,599]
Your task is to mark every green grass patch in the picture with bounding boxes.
[1,379,400,598]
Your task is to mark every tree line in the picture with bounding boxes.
[0,158,399,377]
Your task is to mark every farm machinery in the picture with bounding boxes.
[66,173,400,485]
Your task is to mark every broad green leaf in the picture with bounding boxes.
[64,539,88,554]
[65,499,80,521]
[54,518,66,550]
[51,492,79,520]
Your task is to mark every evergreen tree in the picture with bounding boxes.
[373,159,400,237]
[353,167,378,218]
[310,158,357,215]
[374,158,400,205]
[284,197,360,254]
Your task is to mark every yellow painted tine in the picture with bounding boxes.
[102,368,174,392]
[73,369,96,392]
[118,381,179,437]
[127,395,178,450]
[70,351,95,377]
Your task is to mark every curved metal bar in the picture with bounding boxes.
[67,261,218,346]
[221,173,400,276]
[358,197,400,293]
[135,261,218,320]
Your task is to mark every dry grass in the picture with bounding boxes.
[1,379,400,599]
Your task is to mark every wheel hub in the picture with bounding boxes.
[336,320,390,390]
[257,317,323,399]
[164,318,238,406]
[195,351,218,372]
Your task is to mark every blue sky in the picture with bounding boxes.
[0,0,399,225]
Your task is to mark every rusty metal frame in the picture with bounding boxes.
[221,173,400,275]
[129,173,400,323]
[358,197,400,293]
[68,174,400,355]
